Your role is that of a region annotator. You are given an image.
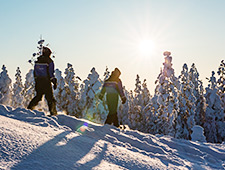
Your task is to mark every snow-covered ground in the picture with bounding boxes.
[0,105,224,170]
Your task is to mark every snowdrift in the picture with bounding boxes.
[0,105,224,170]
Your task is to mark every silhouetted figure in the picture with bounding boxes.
[27,47,57,116]
[99,68,126,127]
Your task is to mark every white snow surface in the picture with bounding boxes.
[0,105,225,170]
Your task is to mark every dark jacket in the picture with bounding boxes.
[34,55,55,80]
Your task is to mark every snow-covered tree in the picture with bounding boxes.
[64,63,80,116]
[142,94,159,134]
[128,103,143,130]
[189,63,206,126]
[23,69,35,108]
[79,67,107,123]
[154,52,179,137]
[0,65,12,105]
[128,75,151,131]
[103,66,110,81]
[204,71,224,143]
[191,125,206,142]
[141,79,151,107]
[118,88,131,126]
[217,60,225,112]
[175,64,196,140]
[54,69,67,112]
[12,67,24,108]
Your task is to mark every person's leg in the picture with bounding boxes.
[113,113,119,127]
[27,80,43,110]
[105,93,119,127]
[105,114,113,125]
[45,81,57,115]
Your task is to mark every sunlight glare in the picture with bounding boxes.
[138,40,155,56]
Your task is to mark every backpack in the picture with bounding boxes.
[34,63,49,78]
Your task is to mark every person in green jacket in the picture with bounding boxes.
[99,68,126,127]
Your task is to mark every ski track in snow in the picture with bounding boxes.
[0,104,225,170]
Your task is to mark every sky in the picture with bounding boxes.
[1,0,225,93]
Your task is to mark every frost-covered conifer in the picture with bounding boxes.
[0,65,12,105]
[133,75,142,105]
[189,63,206,126]
[141,79,151,107]
[103,66,110,81]
[80,67,106,123]
[118,88,130,125]
[54,69,67,111]
[23,69,35,108]
[142,94,158,134]
[216,61,225,142]
[129,75,151,131]
[191,125,206,142]
[217,60,225,111]
[12,67,24,108]
[128,103,143,130]
[154,52,179,137]
[204,71,224,143]
[64,63,80,116]
[176,64,196,140]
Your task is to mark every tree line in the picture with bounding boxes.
[0,55,225,143]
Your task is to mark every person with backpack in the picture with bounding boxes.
[99,68,127,127]
[27,46,57,116]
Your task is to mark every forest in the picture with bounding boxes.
[0,41,225,144]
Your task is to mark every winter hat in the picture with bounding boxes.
[114,68,121,76]
[43,46,52,57]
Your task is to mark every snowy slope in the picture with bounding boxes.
[0,105,225,170]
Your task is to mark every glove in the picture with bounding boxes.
[51,77,57,90]
[122,96,127,104]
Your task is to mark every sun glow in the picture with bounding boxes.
[138,39,155,56]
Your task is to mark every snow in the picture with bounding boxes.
[191,125,206,142]
[0,104,225,170]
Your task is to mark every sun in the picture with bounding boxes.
[138,39,155,56]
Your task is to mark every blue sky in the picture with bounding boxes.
[1,0,225,92]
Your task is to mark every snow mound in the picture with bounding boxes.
[0,104,225,170]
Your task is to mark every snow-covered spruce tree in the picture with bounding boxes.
[142,89,159,133]
[216,61,225,142]
[23,69,35,108]
[133,75,142,106]
[142,71,162,134]
[128,75,151,131]
[0,65,12,105]
[175,64,196,140]
[12,67,24,108]
[142,79,151,107]
[118,88,131,126]
[79,67,107,123]
[64,63,80,116]
[128,75,144,130]
[204,71,224,143]
[54,69,67,112]
[189,63,206,127]
[191,125,206,142]
[217,60,225,111]
[154,52,179,137]
[103,66,110,81]
[127,89,142,130]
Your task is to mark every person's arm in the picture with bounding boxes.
[48,61,55,80]
[49,61,57,89]
[118,80,126,104]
